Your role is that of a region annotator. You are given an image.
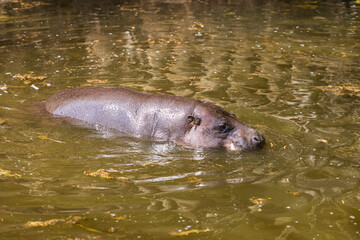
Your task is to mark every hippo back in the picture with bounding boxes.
[45,87,199,140]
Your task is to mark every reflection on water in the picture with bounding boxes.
[0,0,359,239]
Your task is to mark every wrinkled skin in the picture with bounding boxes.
[44,87,265,151]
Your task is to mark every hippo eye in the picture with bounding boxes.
[219,123,228,132]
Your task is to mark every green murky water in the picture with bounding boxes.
[1,0,359,239]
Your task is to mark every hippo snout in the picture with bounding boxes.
[224,129,265,151]
[251,132,265,148]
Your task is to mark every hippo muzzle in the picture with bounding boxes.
[224,128,265,151]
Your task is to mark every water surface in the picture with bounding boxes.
[0,0,359,239]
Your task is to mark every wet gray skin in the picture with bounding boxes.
[44,87,265,151]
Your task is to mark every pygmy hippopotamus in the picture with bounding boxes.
[44,87,265,151]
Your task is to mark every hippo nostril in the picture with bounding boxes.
[251,133,265,148]
[252,136,260,143]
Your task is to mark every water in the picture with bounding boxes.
[0,0,359,239]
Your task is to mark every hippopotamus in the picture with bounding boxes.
[44,87,265,151]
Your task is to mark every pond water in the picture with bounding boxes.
[0,0,359,239]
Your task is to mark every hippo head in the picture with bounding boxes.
[182,102,265,151]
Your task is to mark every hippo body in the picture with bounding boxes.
[45,87,265,151]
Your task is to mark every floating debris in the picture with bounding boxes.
[118,7,147,13]
[25,216,113,236]
[110,215,125,221]
[84,169,112,179]
[38,135,65,143]
[66,216,85,225]
[26,219,65,227]
[116,176,130,182]
[248,197,268,212]
[287,190,300,196]
[30,84,39,90]
[26,216,86,227]
[12,1,51,11]
[169,228,210,236]
[11,73,50,89]
[318,138,329,144]
[319,83,360,97]
[13,74,47,85]
[0,168,20,178]
[148,38,182,45]
[186,177,202,183]
[84,169,130,182]
[0,84,8,93]
[86,79,109,84]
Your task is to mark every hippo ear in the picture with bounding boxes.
[194,117,201,126]
[187,116,195,125]
[187,116,201,127]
